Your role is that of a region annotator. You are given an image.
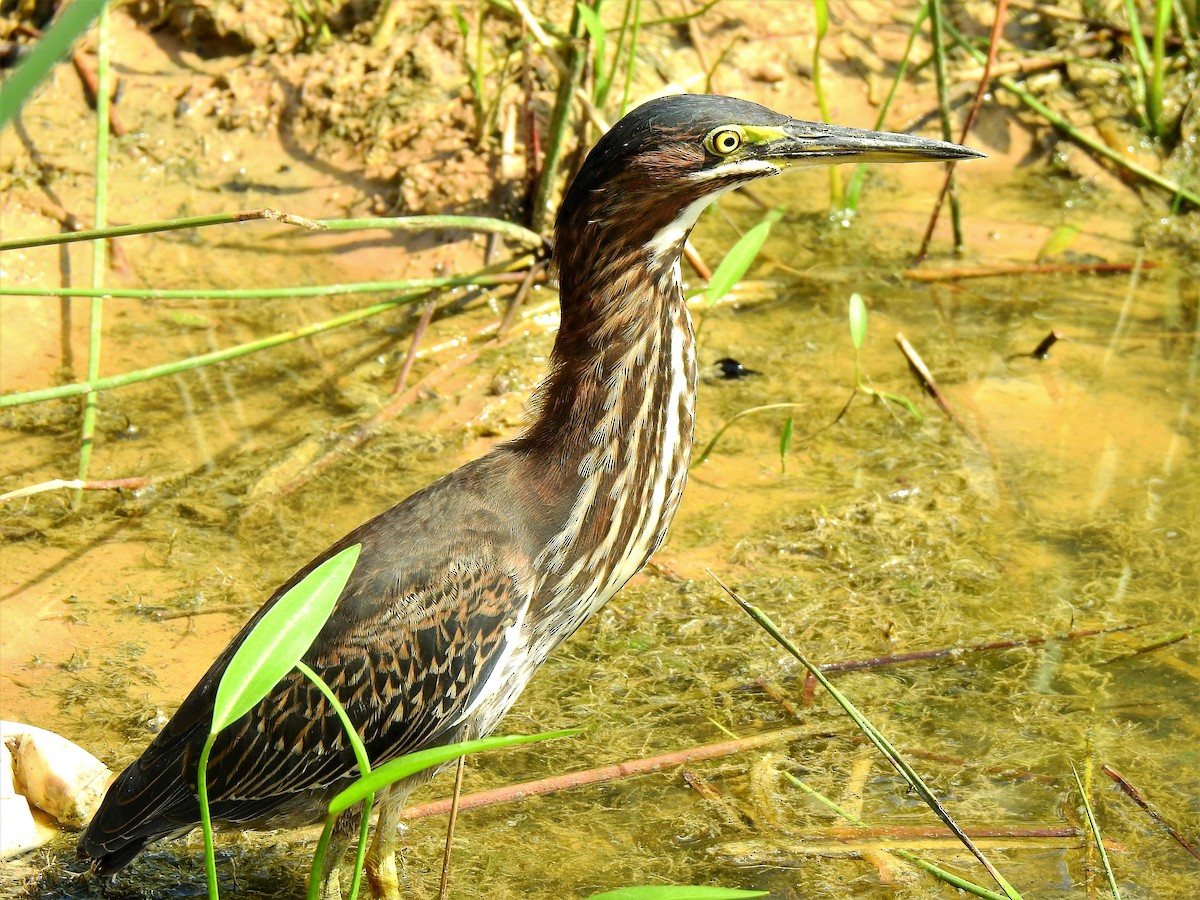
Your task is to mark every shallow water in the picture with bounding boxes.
[3,23,1199,900]
[4,171,1198,898]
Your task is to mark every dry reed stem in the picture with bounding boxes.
[401,725,816,820]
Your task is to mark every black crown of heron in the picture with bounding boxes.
[79,94,982,898]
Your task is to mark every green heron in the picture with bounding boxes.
[79,94,982,898]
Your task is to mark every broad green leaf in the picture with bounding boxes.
[705,209,783,306]
[210,543,361,735]
[587,888,769,899]
[848,293,867,350]
[0,0,108,131]
[328,729,578,815]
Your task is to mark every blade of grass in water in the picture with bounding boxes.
[1073,764,1122,899]
[709,573,1023,900]
[0,287,455,408]
[926,0,964,251]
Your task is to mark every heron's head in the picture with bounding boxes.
[555,94,983,289]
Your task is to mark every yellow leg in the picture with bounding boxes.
[364,794,405,900]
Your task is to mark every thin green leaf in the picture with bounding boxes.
[328,729,578,815]
[878,390,924,423]
[588,889,768,900]
[848,293,867,350]
[451,6,470,38]
[692,402,812,467]
[705,210,784,305]
[577,2,606,68]
[779,417,794,475]
[210,543,361,735]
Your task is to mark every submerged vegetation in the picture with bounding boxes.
[2,0,1198,898]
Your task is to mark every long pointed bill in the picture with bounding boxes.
[760,121,985,167]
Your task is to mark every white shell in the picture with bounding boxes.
[1,722,112,831]
[0,741,54,860]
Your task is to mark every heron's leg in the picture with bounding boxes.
[312,807,360,900]
[364,792,405,900]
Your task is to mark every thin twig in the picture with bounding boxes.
[71,50,126,137]
[818,623,1146,675]
[1102,629,1196,663]
[901,260,1162,281]
[150,604,250,622]
[0,476,152,502]
[437,756,467,900]
[393,301,437,394]
[401,725,815,820]
[894,332,973,437]
[915,0,1008,261]
[496,259,545,338]
[1103,764,1200,860]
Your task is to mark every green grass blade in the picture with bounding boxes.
[210,544,361,735]
[74,2,111,510]
[577,1,607,104]
[711,575,1023,900]
[328,729,578,815]
[587,889,768,899]
[0,0,108,130]
[1147,0,1173,138]
[1073,764,1122,899]
[845,2,929,211]
[296,661,373,900]
[779,416,794,475]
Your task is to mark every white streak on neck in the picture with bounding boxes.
[645,160,781,263]
[646,194,718,264]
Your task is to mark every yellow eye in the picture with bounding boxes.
[705,126,744,156]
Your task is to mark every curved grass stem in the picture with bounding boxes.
[297,662,373,900]
[0,213,544,253]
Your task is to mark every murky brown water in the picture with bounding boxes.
[3,11,1199,900]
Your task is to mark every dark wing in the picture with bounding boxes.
[80,507,534,873]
